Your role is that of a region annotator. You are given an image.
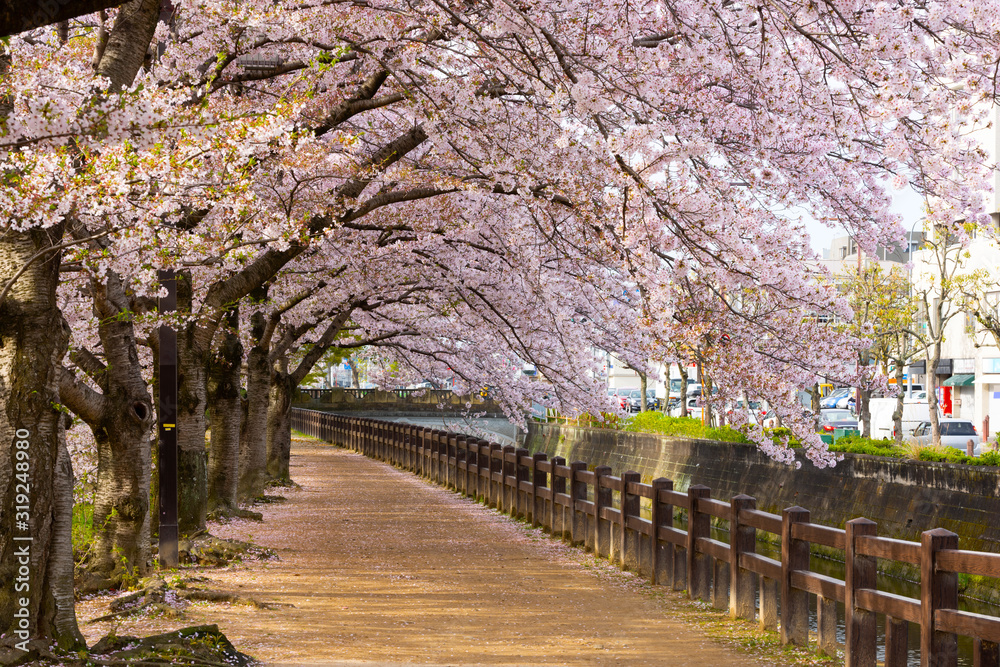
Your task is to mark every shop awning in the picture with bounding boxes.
[942,374,975,387]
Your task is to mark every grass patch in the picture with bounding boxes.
[623,413,749,443]
[72,502,94,562]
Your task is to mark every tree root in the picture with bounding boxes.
[207,506,264,523]
[86,575,285,625]
[174,532,276,566]
[251,494,286,504]
[1,624,253,667]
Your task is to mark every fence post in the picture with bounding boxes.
[550,456,567,538]
[620,471,641,571]
[408,426,417,471]
[456,436,468,494]
[650,478,673,587]
[489,443,503,508]
[781,506,810,647]
[569,461,588,546]
[475,439,488,501]
[390,423,399,464]
[436,431,447,485]
[443,434,454,489]
[515,448,530,519]
[687,485,711,602]
[884,616,909,667]
[396,424,404,466]
[729,495,757,621]
[416,428,425,477]
[532,453,547,528]
[501,445,516,513]
[846,517,877,667]
[974,639,1000,667]
[593,465,612,558]
[463,438,474,498]
[921,528,959,667]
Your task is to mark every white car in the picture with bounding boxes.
[909,419,982,455]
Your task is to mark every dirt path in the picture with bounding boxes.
[79,438,780,666]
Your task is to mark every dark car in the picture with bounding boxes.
[818,409,858,433]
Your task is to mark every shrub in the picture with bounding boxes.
[828,435,905,458]
[623,412,749,443]
[763,427,802,447]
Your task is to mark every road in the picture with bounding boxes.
[80,435,767,666]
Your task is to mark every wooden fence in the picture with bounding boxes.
[291,408,1000,667]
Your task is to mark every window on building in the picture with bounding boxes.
[840,246,848,259]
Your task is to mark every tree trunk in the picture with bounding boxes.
[639,372,647,412]
[679,364,689,417]
[859,386,872,438]
[176,272,209,535]
[59,272,155,588]
[0,227,84,649]
[265,359,293,483]
[94,0,160,91]
[892,362,905,443]
[928,345,942,447]
[238,313,270,501]
[207,309,243,515]
[810,382,821,430]
[663,364,672,414]
[265,311,352,482]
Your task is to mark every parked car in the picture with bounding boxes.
[760,409,813,429]
[625,388,643,412]
[818,409,858,433]
[868,398,940,439]
[669,397,703,419]
[835,388,857,410]
[820,388,850,409]
[727,400,765,425]
[607,388,628,411]
[908,419,982,455]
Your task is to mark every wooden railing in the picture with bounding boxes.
[293,388,502,414]
[291,408,1000,667]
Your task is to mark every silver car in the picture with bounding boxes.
[909,419,982,455]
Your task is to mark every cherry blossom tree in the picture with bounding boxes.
[5,0,1000,651]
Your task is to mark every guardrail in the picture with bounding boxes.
[291,408,1000,667]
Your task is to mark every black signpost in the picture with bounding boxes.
[158,269,179,568]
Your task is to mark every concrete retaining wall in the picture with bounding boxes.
[525,423,1000,555]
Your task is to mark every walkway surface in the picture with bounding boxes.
[79,437,767,666]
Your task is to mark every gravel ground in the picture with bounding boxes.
[79,437,781,666]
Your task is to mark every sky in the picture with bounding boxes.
[805,185,927,256]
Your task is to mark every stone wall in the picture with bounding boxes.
[525,423,1000,554]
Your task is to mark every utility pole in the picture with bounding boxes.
[158,269,179,568]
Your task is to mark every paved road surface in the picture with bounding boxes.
[81,436,763,666]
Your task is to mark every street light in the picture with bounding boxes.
[158,270,178,568]
[906,218,926,398]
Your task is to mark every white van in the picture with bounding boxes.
[868,397,940,439]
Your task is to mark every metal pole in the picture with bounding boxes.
[158,269,179,568]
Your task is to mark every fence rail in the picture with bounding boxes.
[291,408,1000,667]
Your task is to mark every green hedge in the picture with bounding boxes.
[622,413,749,443]
[621,415,1000,467]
